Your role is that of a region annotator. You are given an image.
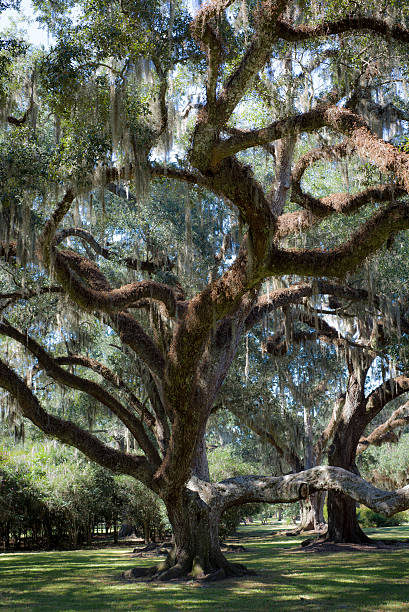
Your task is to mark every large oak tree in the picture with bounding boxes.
[2,0,409,579]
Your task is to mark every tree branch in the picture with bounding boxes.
[206,465,409,516]
[55,354,157,433]
[277,16,409,45]
[0,320,162,467]
[357,400,409,455]
[0,358,156,488]
[291,142,406,217]
[268,201,409,278]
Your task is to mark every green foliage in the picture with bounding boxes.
[208,445,269,540]
[358,507,408,528]
[116,476,170,541]
[360,434,409,491]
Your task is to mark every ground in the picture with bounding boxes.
[1,523,409,611]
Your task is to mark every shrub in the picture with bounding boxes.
[358,506,409,528]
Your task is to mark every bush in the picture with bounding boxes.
[358,506,409,528]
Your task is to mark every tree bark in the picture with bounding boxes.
[327,431,371,543]
[297,492,326,533]
[124,490,250,581]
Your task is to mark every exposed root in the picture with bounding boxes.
[120,559,255,582]
[296,538,409,554]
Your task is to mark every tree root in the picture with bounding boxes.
[120,559,255,582]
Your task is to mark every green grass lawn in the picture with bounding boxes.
[1,524,409,611]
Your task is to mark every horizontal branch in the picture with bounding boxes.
[212,108,326,162]
[0,286,62,303]
[53,249,177,316]
[245,280,385,331]
[207,465,409,516]
[277,15,409,44]
[55,227,172,274]
[267,201,409,278]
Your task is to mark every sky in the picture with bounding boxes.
[0,0,51,46]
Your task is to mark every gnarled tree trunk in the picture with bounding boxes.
[327,428,371,543]
[125,489,249,581]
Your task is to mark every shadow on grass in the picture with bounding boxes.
[1,524,409,611]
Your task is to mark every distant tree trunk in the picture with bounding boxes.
[143,520,150,544]
[298,498,315,531]
[298,492,326,533]
[313,491,326,531]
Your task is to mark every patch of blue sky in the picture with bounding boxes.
[0,0,51,47]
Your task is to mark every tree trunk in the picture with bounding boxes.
[326,368,372,544]
[327,489,370,543]
[327,431,371,543]
[298,498,315,532]
[313,491,326,532]
[124,490,250,581]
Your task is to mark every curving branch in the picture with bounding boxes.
[205,465,409,516]
[55,227,172,275]
[0,320,162,467]
[276,15,409,45]
[211,107,327,163]
[364,376,409,428]
[291,142,406,217]
[0,358,156,488]
[50,249,177,316]
[55,354,157,433]
[268,201,409,278]
[244,280,398,332]
[357,400,409,455]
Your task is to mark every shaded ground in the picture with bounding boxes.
[1,523,409,611]
[298,539,409,553]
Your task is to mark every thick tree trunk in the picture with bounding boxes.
[124,490,250,581]
[327,489,370,543]
[325,368,372,544]
[327,431,371,543]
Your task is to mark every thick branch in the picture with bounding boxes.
[207,465,409,516]
[52,249,177,316]
[267,201,409,278]
[291,142,406,217]
[0,359,156,488]
[212,108,326,162]
[364,377,409,429]
[357,400,409,455]
[277,16,409,45]
[211,1,289,126]
[0,321,162,466]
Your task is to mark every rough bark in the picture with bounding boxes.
[124,490,248,581]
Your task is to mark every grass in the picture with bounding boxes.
[1,524,409,611]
